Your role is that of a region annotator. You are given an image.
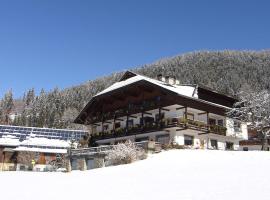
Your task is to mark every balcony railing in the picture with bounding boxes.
[91,117,227,140]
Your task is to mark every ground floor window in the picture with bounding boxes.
[184,135,194,146]
[115,122,121,129]
[156,134,170,145]
[243,147,249,151]
[71,159,77,170]
[210,139,218,149]
[127,119,134,128]
[226,142,234,150]
[87,159,94,170]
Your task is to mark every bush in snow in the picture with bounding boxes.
[106,140,147,166]
[48,154,68,171]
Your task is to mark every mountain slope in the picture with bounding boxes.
[7,50,270,129]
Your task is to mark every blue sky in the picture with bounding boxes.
[0,0,269,98]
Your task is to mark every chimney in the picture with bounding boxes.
[165,76,169,83]
[158,74,179,85]
[157,74,163,81]
[166,76,175,85]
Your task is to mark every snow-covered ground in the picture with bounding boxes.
[1,150,270,200]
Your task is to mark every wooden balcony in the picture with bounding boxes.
[165,117,226,136]
[91,117,227,141]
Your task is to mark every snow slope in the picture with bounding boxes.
[1,150,270,200]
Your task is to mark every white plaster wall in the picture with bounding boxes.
[174,130,201,149]
[225,118,235,136]
[241,123,248,140]
[202,134,239,150]
[225,118,247,140]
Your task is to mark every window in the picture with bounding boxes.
[103,125,109,131]
[184,112,194,121]
[184,135,194,146]
[155,113,165,122]
[127,120,134,128]
[209,118,216,125]
[71,159,78,170]
[226,142,234,150]
[141,116,154,126]
[156,134,170,145]
[210,139,218,149]
[234,121,241,132]
[243,147,249,151]
[115,122,121,129]
[217,119,224,126]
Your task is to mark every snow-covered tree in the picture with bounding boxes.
[24,88,35,107]
[0,89,14,124]
[227,90,270,151]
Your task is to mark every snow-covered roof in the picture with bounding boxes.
[74,71,235,124]
[0,135,21,146]
[14,146,67,154]
[95,72,198,98]
[21,137,71,148]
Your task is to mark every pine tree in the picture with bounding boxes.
[1,89,14,124]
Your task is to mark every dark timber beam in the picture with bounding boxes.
[176,106,186,110]
[92,123,100,126]
[176,128,186,131]
[161,108,170,111]
[143,111,153,116]
[198,132,209,135]
[198,112,207,115]
[115,118,124,122]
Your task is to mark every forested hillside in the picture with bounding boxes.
[1,50,270,129]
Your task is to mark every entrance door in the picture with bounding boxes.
[184,135,194,146]
[210,139,218,149]
[226,142,234,150]
[71,159,77,170]
[87,159,94,170]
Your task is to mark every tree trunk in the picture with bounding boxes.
[261,130,269,151]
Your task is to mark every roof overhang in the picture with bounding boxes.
[74,78,231,125]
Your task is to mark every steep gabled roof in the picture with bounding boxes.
[74,71,237,124]
[95,71,198,98]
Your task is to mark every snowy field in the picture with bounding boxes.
[1,150,270,200]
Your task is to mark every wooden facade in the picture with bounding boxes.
[74,71,240,147]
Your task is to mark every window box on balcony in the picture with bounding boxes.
[128,125,141,134]
[114,128,125,136]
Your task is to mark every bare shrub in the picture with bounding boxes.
[17,151,36,169]
[49,154,68,171]
[106,140,147,166]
